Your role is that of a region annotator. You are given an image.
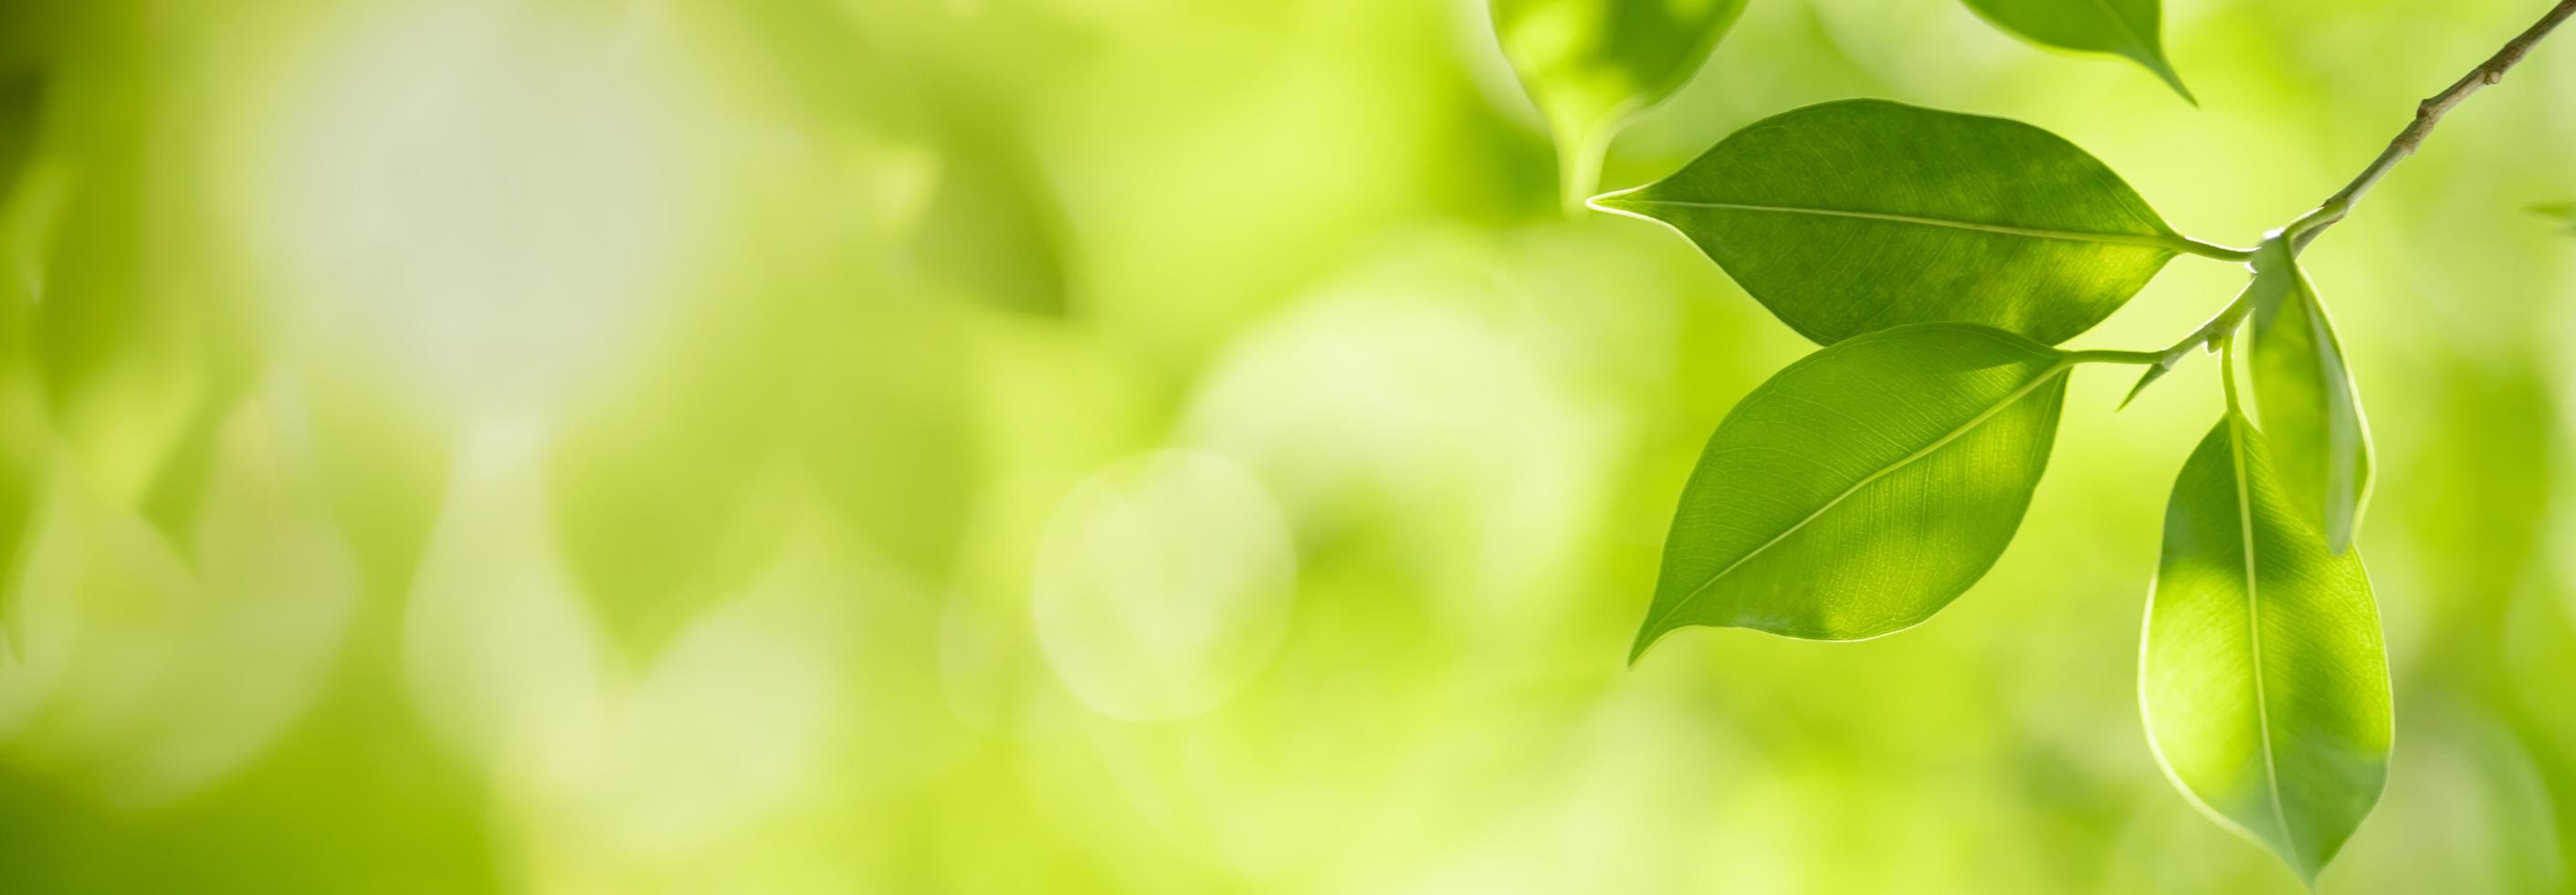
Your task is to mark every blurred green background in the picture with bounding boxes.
[0,0,2571,891]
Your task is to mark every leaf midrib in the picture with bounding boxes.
[1644,358,2071,637]
[2226,414,2303,871]
[1607,199,2178,251]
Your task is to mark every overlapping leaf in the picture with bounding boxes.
[1493,0,1749,205]
[1593,100,2180,345]
[1634,323,2070,658]
[1961,0,2192,101]
[2142,417,2390,886]
[2246,239,2372,551]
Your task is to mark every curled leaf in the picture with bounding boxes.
[2246,239,2372,551]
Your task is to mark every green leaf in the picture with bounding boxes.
[1492,0,1749,207]
[1633,323,2069,658]
[1961,0,2192,102]
[1593,100,2181,345]
[2142,417,2391,887]
[2246,239,2372,552]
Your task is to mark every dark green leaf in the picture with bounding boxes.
[2247,239,2371,551]
[1593,100,2181,345]
[1492,0,1749,205]
[1961,0,2192,101]
[2142,417,2390,887]
[1633,323,2069,658]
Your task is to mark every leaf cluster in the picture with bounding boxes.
[1492,1,2432,886]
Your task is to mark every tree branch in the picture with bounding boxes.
[2119,0,2576,405]
[2290,0,2576,249]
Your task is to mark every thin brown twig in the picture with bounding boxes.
[2289,0,2576,249]
[2125,0,2576,393]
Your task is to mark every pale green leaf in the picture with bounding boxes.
[1961,0,2192,101]
[1633,323,2069,658]
[2142,417,2390,887]
[2247,239,2372,552]
[1593,100,2180,345]
[1493,0,1749,206]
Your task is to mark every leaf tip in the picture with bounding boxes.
[2119,363,2171,410]
[1627,618,1673,667]
[2129,51,2196,106]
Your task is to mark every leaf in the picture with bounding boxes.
[1492,0,1750,207]
[1633,323,2070,658]
[2141,417,2391,887]
[2246,239,2372,552]
[1592,100,2181,345]
[1961,0,2192,102]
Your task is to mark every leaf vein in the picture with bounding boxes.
[1645,359,2070,637]
[1608,199,2179,251]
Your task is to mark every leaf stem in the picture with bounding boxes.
[2171,237,2258,263]
[2129,1,2575,406]
[2218,332,2244,417]
[2066,348,2166,365]
[2287,0,2576,251]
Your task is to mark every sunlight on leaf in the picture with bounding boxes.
[1634,323,2069,658]
[2246,238,2372,552]
[1592,100,2179,345]
[2141,417,2389,887]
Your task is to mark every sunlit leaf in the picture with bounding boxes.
[2142,416,2390,886]
[2245,239,2371,552]
[1961,0,2192,101]
[1492,0,1749,206]
[1633,323,2069,658]
[1593,100,2180,345]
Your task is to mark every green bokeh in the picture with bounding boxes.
[1,0,2572,892]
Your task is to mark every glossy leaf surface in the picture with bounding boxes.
[1962,0,2192,101]
[1634,323,2068,658]
[2246,240,2372,551]
[1593,100,2178,345]
[2143,418,2390,886]
[1493,0,1749,205]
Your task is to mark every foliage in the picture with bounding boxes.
[1533,0,2575,884]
